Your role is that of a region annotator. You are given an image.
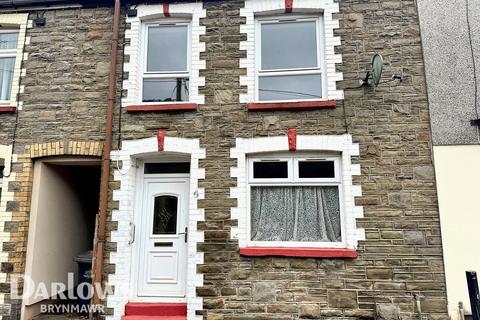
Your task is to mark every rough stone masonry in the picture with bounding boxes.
[112,0,447,319]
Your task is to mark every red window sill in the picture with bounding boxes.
[240,247,358,259]
[126,103,197,112]
[247,100,336,111]
[0,106,16,113]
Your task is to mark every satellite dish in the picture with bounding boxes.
[371,54,384,86]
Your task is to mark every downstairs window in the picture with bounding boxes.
[248,154,343,247]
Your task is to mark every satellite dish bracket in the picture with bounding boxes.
[359,54,384,87]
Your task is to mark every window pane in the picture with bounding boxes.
[251,186,341,242]
[147,25,188,72]
[259,74,322,101]
[0,33,18,50]
[153,195,178,235]
[145,162,190,174]
[0,58,15,101]
[299,161,335,178]
[143,78,189,102]
[261,21,318,70]
[253,161,288,179]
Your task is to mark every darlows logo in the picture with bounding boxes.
[41,304,105,314]
[10,273,113,312]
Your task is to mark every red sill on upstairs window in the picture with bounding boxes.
[126,103,198,113]
[247,100,336,111]
[240,247,358,259]
[0,106,16,113]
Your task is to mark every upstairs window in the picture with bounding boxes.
[0,31,19,104]
[256,17,324,102]
[248,154,343,247]
[142,22,190,103]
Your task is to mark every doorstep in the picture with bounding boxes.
[122,303,187,320]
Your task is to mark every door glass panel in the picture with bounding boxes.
[145,162,190,174]
[153,196,178,235]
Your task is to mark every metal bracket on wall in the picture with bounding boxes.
[34,10,46,27]
[471,119,480,127]
[127,8,137,17]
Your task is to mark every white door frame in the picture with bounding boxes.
[130,162,190,302]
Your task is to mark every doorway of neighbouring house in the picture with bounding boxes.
[21,157,101,320]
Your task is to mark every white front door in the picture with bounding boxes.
[136,177,189,297]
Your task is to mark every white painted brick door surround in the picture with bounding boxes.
[107,136,206,320]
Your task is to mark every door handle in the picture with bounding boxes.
[178,227,188,243]
[129,222,135,245]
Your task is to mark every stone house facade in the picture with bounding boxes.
[0,0,448,320]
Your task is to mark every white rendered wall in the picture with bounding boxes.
[24,162,91,306]
[433,145,480,319]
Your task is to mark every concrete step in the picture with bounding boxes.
[122,316,185,320]
[124,303,187,317]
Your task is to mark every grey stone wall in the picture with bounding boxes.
[417,0,480,145]
[115,1,448,319]
[0,7,122,320]
[0,114,16,147]
[0,7,121,152]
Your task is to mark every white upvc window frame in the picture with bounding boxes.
[254,15,327,102]
[0,29,19,106]
[246,152,346,248]
[139,20,192,105]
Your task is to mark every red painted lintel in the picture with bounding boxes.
[126,103,198,112]
[247,100,336,111]
[240,247,358,259]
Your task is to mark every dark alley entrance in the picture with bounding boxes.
[22,157,101,320]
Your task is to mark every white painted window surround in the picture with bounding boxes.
[230,135,365,250]
[240,0,343,103]
[0,14,29,109]
[107,137,205,320]
[123,3,206,107]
